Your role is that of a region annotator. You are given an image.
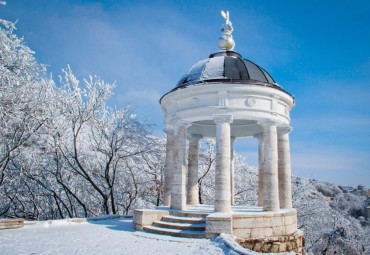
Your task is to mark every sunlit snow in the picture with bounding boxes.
[0,217,238,255]
[201,56,225,80]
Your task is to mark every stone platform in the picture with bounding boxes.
[134,204,298,238]
[134,204,302,253]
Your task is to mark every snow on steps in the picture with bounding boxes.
[144,225,206,238]
[143,210,208,238]
[170,210,209,218]
[162,215,206,224]
[153,220,205,231]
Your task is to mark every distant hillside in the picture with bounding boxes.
[291,178,369,254]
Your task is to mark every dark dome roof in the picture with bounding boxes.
[176,50,280,89]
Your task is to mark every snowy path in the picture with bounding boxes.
[0,217,238,255]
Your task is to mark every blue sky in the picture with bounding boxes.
[1,0,369,187]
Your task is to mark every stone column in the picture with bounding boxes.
[260,120,280,212]
[278,126,293,209]
[255,134,264,207]
[171,122,188,210]
[187,134,201,205]
[213,114,233,213]
[163,128,174,206]
[230,137,236,205]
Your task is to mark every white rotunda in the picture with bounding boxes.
[134,11,303,253]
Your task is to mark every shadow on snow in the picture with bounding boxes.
[87,217,135,232]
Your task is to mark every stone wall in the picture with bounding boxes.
[0,219,24,230]
[236,230,304,254]
[206,213,232,238]
[232,209,297,239]
[133,209,169,230]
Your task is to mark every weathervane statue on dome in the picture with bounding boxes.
[218,10,235,50]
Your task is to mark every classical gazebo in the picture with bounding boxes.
[134,11,303,254]
[161,12,293,213]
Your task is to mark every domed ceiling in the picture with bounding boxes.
[175,51,281,90]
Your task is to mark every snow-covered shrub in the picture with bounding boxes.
[292,178,369,254]
[314,180,343,198]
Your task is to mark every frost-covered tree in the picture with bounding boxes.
[0,19,55,217]
[0,19,153,219]
[234,155,258,205]
[197,138,216,204]
[138,136,166,207]
[55,67,150,216]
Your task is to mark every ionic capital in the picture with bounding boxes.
[164,127,175,134]
[254,133,263,141]
[277,125,293,135]
[171,118,190,128]
[213,114,233,124]
[258,119,280,128]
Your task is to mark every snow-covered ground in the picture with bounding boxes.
[0,217,238,255]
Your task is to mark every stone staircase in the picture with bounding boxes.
[143,211,209,238]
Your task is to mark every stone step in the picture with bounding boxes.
[153,220,205,231]
[143,225,206,238]
[162,215,206,224]
[171,210,210,218]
